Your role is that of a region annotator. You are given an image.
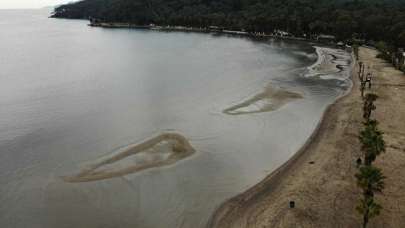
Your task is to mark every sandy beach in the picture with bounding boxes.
[208,47,405,228]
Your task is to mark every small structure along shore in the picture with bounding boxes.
[208,48,405,227]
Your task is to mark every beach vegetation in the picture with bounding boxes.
[355,165,385,228]
[355,165,385,197]
[375,41,393,61]
[355,153,385,228]
[359,121,385,166]
[356,196,382,228]
[357,87,386,228]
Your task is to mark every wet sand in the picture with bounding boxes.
[63,133,195,182]
[223,85,302,115]
[208,47,405,227]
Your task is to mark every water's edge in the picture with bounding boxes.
[207,49,355,228]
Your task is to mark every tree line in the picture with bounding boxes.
[52,0,405,47]
[355,61,386,228]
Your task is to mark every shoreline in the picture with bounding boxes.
[87,22,344,47]
[207,48,357,227]
[208,47,405,227]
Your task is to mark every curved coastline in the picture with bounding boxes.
[207,48,355,227]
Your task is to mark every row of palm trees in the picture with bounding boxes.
[355,63,386,228]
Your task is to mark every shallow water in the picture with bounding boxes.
[0,9,351,228]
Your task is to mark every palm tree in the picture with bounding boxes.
[359,120,386,165]
[355,165,385,197]
[356,196,382,228]
[355,166,385,228]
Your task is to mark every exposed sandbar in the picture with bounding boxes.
[223,86,303,115]
[63,133,195,183]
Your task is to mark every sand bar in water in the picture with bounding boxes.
[63,133,195,182]
[223,85,303,115]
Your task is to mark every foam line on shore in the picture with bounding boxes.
[305,46,352,81]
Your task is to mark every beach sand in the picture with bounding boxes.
[208,47,405,228]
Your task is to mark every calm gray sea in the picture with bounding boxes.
[0,9,352,228]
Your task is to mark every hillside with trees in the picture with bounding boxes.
[52,0,405,47]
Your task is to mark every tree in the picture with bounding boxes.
[356,196,382,228]
[51,0,405,51]
[355,165,385,197]
[397,31,405,48]
[334,12,357,40]
[355,166,385,228]
[359,120,385,165]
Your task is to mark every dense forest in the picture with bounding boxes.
[52,0,405,47]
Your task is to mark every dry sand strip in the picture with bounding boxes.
[208,47,405,228]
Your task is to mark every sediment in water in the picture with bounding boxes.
[63,133,195,183]
[223,86,303,115]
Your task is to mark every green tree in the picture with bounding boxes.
[334,12,357,40]
[375,41,393,61]
[355,165,385,196]
[355,166,385,228]
[397,31,405,48]
[51,0,405,51]
[359,120,385,165]
[356,196,382,228]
